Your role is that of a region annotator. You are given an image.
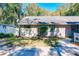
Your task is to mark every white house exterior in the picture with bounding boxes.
[0,24,16,34]
[18,16,79,38]
[0,16,79,38]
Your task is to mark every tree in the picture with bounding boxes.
[0,3,19,24]
[64,3,79,16]
[25,3,51,16]
[54,3,79,16]
[0,3,24,36]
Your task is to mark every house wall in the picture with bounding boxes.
[46,26,51,37]
[0,24,71,38]
[54,25,71,38]
[31,27,38,37]
[19,25,71,38]
[54,25,65,38]
[65,25,71,37]
[0,25,16,34]
[20,26,38,37]
[14,28,19,36]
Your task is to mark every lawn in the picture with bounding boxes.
[0,34,61,56]
[0,36,60,49]
[13,38,49,47]
[0,33,62,48]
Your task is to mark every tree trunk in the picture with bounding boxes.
[18,25,21,37]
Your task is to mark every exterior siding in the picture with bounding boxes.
[20,26,38,37]
[65,25,71,37]
[0,24,72,38]
[54,25,66,38]
[54,25,71,38]
[19,25,72,38]
[0,25,16,34]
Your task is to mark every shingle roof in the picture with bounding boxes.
[18,16,79,25]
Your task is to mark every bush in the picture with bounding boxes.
[44,36,59,46]
[38,26,48,37]
[50,36,59,46]
[0,33,5,38]
[5,33,14,38]
[0,33,14,38]
[31,37,39,40]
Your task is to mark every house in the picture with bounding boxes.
[0,24,21,37]
[18,16,79,38]
[0,24,17,35]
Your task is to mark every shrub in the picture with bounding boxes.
[31,37,39,40]
[50,36,59,46]
[38,26,48,37]
[0,33,5,38]
[44,36,59,46]
[5,33,14,38]
[44,38,51,46]
[0,33,15,38]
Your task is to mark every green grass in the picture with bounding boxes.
[5,36,60,47]
[44,36,59,46]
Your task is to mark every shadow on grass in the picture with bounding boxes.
[8,48,39,56]
[8,47,62,56]
[49,47,62,56]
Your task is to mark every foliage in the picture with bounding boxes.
[64,4,79,16]
[0,3,22,24]
[44,36,59,46]
[31,37,38,40]
[0,3,79,24]
[0,33,14,38]
[51,3,79,16]
[6,37,16,46]
[38,26,48,37]
[26,3,51,16]
[0,33,5,38]
[5,33,14,38]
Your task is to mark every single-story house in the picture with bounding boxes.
[0,24,16,34]
[18,16,79,38]
[0,24,20,36]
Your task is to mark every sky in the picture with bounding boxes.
[37,3,62,12]
[21,3,63,14]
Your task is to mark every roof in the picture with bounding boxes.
[0,24,16,27]
[18,16,79,25]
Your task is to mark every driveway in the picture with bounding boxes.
[0,38,79,56]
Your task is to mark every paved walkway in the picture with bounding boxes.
[0,38,79,56]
